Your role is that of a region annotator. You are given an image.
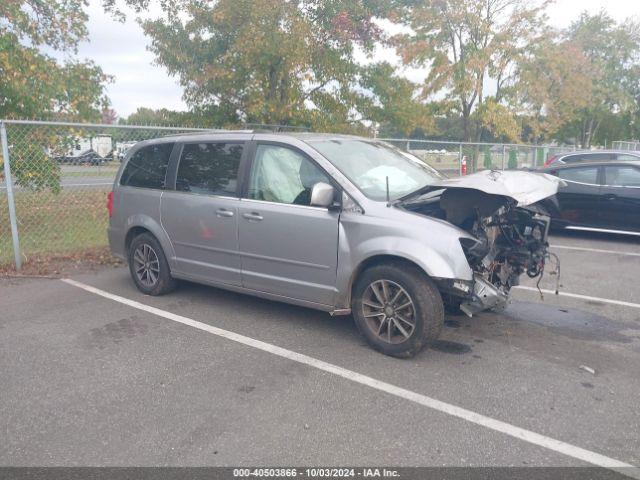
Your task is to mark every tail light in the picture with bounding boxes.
[107,191,114,218]
[543,155,558,167]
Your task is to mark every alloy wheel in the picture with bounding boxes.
[133,243,160,287]
[361,279,416,344]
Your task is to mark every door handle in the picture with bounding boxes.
[602,194,617,201]
[216,208,234,218]
[242,212,263,221]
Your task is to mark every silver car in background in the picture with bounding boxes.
[107,133,561,357]
[543,149,640,167]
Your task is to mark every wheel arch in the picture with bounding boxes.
[125,226,152,253]
[123,215,175,267]
[348,254,432,305]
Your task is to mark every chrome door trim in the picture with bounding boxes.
[239,197,333,212]
[165,190,240,200]
[558,179,600,186]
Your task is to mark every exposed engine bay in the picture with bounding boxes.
[399,182,560,316]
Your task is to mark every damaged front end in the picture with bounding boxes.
[397,170,562,316]
[455,196,553,316]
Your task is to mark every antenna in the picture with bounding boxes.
[386,176,390,206]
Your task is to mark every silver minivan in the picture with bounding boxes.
[108,133,561,357]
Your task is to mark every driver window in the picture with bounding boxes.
[248,144,330,206]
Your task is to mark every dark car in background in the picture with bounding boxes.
[544,150,640,167]
[539,161,640,234]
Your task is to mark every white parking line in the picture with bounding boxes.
[61,278,638,477]
[514,286,640,309]
[565,226,640,237]
[551,245,640,257]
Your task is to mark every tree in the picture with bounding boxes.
[1,1,113,191]
[357,62,436,136]
[139,0,389,129]
[474,98,520,142]
[101,108,119,125]
[556,12,640,147]
[122,108,192,127]
[395,0,550,148]
[121,107,229,128]
[0,1,111,121]
[511,38,593,143]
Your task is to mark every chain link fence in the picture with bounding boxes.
[0,119,579,269]
[0,120,211,268]
[378,138,577,176]
[611,140,640,151]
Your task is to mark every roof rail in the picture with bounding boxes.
[162,128,254,138]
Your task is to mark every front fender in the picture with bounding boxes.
[354,236,468,279]
[334,221,473,309]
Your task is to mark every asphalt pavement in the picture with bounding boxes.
[1,231,639,470]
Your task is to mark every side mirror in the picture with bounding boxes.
[310,182,335,208]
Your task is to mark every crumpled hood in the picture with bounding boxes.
[404,169,564,206]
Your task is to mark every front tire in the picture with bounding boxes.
[128,233,177,296]
[352,262,444,358]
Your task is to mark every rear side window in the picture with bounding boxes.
[604,166,640,187]
[176,142,244,196]
[557,166,599,184]
[563,153,612,163]
[120,143,174,189]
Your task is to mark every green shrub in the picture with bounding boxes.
[483,147,492,169]
[536,148,545,167]
[11,143,61,193]
[508,149,518,169]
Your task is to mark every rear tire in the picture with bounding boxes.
[128,233,177,296]
[352,262,444,358]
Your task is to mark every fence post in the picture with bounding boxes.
[502,145,506,170]
[1,121,22,270]
[458,143,463,176]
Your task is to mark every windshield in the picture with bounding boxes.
[307,139,442,201]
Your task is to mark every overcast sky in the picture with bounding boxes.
[69,0,640,118]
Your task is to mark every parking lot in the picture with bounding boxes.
[1,231,639,472]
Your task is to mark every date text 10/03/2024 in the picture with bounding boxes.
[232,468,400,478]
